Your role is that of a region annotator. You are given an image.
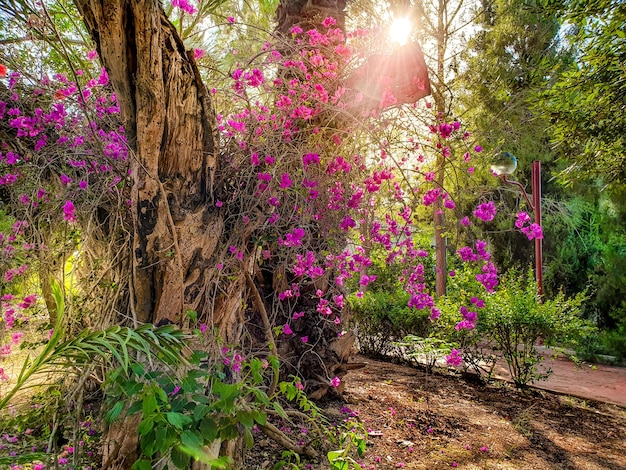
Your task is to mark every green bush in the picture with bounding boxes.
[576,322,626,363]
[348,290,431,357]
[481,268,592,387]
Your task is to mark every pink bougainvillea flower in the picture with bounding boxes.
[446,348,463,367]
[515,211,532,228]
[280,172,293,189]
[172,0,197,14]
[301,336,308,343]
[330,376,341,387]
[302,152,319,168]
[473,201,497,222]
[87,50,98,60]
[227,16,235,23]
[283,323,293,335]
[321,17,337,28]
[522,223,543,240]
[193,48,205,60]
[11,332,23,345]
[480,446,489,452]
[444,199,456,209]
[63,200,76,223]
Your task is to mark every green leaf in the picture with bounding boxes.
[328,450,344,462]
[130,362,146,377]
[272,401,288,419]
[237,410,254,429]
[138,417,155,436]
[106,401,125,422]
[200,417,218,442]
[142,393,158,416]
[131,459,152,470]
[219,423,239,440]
[127,401,142,416]
[140,430,157,457]
[180,429,203,449]
[167,412,193,429]
[171,446,191,469]
[243,427,254,449]
[194,403,210,421]
[251,410,267,426]
[154,426,169,454]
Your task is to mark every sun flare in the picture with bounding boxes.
[389,17,412,45]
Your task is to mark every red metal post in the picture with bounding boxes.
[532,161,543,299]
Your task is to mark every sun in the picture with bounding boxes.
[389,17,412,45]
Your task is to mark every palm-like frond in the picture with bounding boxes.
[0,282,189,411]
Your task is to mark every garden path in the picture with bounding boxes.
[493,348,626,407]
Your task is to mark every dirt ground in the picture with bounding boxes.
[316,355,626,470]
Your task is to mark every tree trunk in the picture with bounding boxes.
[74,0,231,329]
[73,1,240,467]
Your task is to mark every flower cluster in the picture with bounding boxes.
[515,211,543,240]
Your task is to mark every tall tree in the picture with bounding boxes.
[536,0,626,185]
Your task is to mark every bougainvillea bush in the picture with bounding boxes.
[0,7,548,467]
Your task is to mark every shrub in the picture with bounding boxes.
[348,290,431,357]
[481,268,591,387]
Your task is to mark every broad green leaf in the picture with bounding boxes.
[251,409,267,426]
[166,412,193,429]
[142,393,158,416]
[137,417,155,436]
[237,410,254,429]
[199,417,218,441]
[171,446,191,469]
[180,429,203,449]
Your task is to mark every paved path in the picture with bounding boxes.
[493,351,626,407]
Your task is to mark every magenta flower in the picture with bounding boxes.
[515,211,531,228]
[473,201,497,222]
[302,152,320,168]
[321,17,337,28]
[446,348,462,367]
[444,199,456,209]
[280,173,293,189]
[283,323,293,335]
[227,16,235,23]
[172,0,197,14]
[522,223,543,240]
[193,48,205,60]
[11,332,23,345]
[330,376,341,387]
[63,200,76,223]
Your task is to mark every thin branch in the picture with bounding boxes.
[0,35,87,46]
